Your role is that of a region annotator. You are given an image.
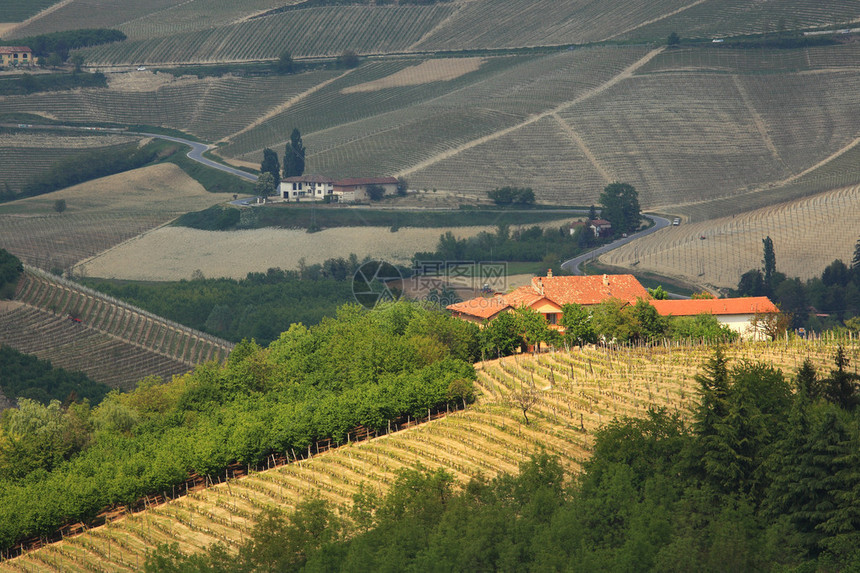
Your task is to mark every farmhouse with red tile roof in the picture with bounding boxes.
[447,272,648,326]
[651,297,779,340]
[0,46,33,67]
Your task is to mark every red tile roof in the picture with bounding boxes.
[447,296,510,319]
[533,274,648,306]
[651,297,779,317]
[447,274,649,319]
[0,47,32,54]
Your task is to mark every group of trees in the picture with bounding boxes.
[0,249,22,299]
[10,141,164,201]
[486,186,535,206]
[479,299,737,358]
[148,347,860,571]
[0,302,480,552]
[0,345,111,407]
[2,29,125,66]
[83,258,373,345]
[259,128,306,195]
[599,182,640,236]
[416,223,597,272]
[737,235,860,331]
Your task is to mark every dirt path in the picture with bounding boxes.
[396,46,665,178]
[603,0,710,41]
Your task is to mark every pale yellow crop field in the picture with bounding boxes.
[341,58,485,93]
[601,184,860,291]
[74,225,493,281]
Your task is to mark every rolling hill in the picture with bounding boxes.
[0,336,851,569]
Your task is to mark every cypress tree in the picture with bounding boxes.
[283,128,306,178]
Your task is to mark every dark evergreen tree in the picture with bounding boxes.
[763,236,776,294]
[795,358,819,401]
[259,147,280,190]
[821,346,860,410]
[283,128,306,178]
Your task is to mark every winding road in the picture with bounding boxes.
[561,214,671,275]
[135,132,259,182]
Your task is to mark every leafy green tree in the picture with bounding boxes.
[668,313,737,342]
[560,303,595,347]
[513,306,552,351]
[260,147,281,189]
[283,128,306,178]
[337,50,359,68]
[366,184,384,201]
[0,249,23,299]
[648,285,669,299]
[480,311,522,358]
[255,171,276,196]
[599,182,640,235]
[667,31,680,46]
[737,268,766,297]
[591,298,636,343]
[396,176,408,196]
[53,198,67,213]
[276,50,294,74]
[630,298,667,342]
[487,186,535,206]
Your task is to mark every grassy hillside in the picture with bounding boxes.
[1,336,853,570]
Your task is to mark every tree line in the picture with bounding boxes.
[0,71,107,96]
[0,302,480,552]
[83,259,369,346]
[2,29,126,61]
[147,346,860,571]
[480,299,737,358]
[0,345,111,408]
[0,249,22,299]
[736,236,860,332]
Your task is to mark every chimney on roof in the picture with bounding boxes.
[603,274,609,287]
[547,268,553,278]
[536,277,544,295]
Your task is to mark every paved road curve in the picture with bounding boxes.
[135,132,259,182]
[561,214,671,275]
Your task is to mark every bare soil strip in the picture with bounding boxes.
[397,47,665,177]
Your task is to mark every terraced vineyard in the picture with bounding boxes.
[78,5,454,66]
[620,0,860,41]
[0,268,233,390]
[2,336,854,570]
[0,134,139,194]
[413,0,689,50]
[602,184,860,290]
